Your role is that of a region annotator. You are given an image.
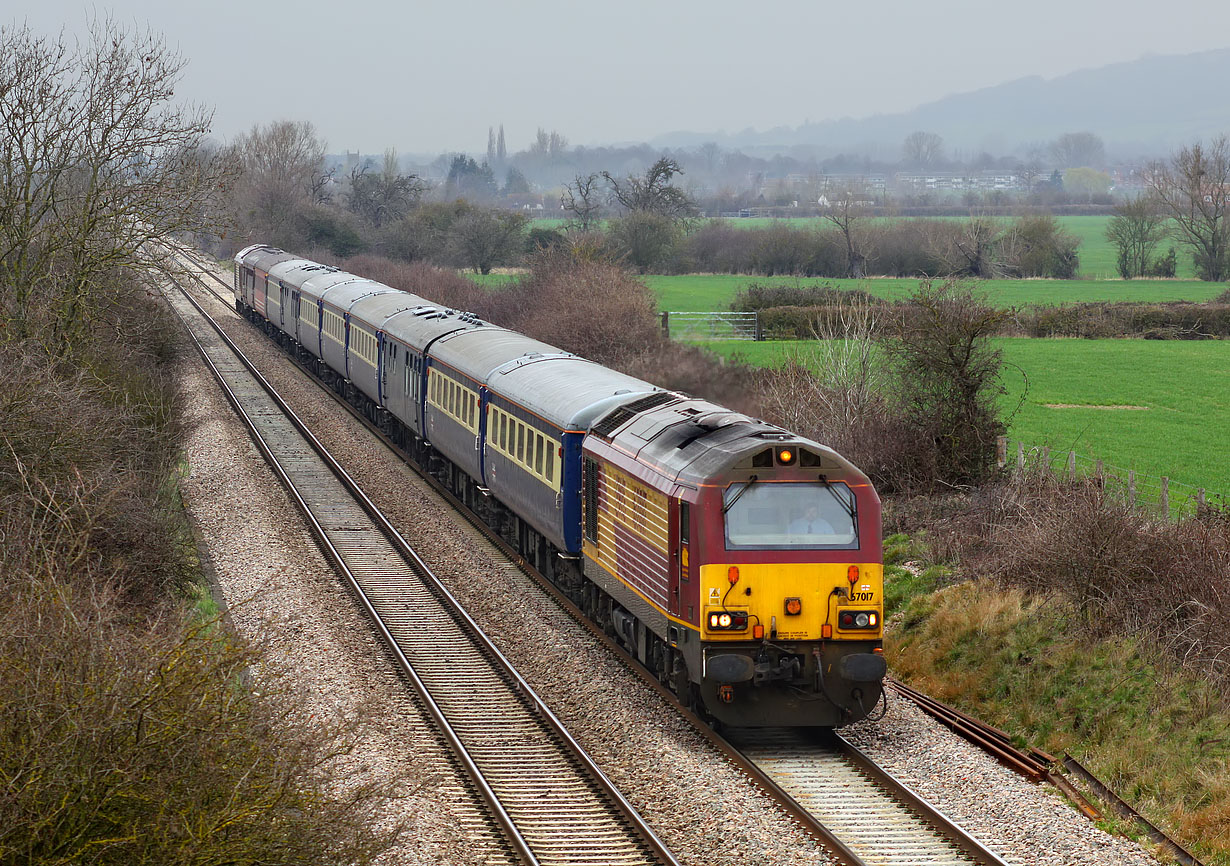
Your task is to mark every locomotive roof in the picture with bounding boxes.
[594,396,866,487]
[488,355,659,430]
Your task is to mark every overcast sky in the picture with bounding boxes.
[16,0,1230,156]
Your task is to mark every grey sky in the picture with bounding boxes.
[17,0,1230,155]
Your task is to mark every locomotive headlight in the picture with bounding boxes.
[775,447,796,465]
[718,613,732,628]
[854,612,870,628]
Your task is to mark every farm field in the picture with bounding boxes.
[705,338,1230,499]
[647,274,1220,312]
[471,271,1221,311]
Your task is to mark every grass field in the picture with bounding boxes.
[646,274,1221,312]
[705,338,1230,497]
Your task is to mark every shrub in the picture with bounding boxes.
[606,212,682,273]
[886,280,1007,488]
[0,571,400,866]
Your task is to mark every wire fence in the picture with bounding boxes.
[997,436,1223,521]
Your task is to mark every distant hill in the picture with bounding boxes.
[653,49,1230,159]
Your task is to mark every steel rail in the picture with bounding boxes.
[163,268,679,866]
[173,251,1026,866]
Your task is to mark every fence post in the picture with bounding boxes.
[755,312,763,342]
[1198,488,1206,510]
[1041,446,1050,476]
[1067,451,1076,479]
[996,436,1007,468]
[1160,476,1169,517]
[1128,470,1136,505]
[1095,459,1104,480]
[1016,441,1025,472]
[661,311,670,338]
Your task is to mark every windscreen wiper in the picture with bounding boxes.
[819,474,856,522]
[722,475,758,514]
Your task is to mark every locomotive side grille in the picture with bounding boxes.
[583,457,599,543]
[590,391,674,440]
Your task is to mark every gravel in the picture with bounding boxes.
[176,262,1164,866]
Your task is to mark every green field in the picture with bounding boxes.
[474,271,1221,311]
[706,338,1230,498]
[645,274,1221,312]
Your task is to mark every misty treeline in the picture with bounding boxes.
[222,117,1230,282]
[0,20,404,863]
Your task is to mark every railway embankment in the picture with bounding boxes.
[882,487,1230,866]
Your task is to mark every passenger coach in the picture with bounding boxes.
[232,244,886,727]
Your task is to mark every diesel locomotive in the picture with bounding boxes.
[233,244,886,727]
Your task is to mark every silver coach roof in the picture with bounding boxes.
[490,356,659,431]
[267,258,321,284]
[382,305,485,352]
[240,246,299,275]
[430,328,558,386]
[349,292,435,330]
[319,281,399,313]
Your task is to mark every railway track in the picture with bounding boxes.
[160,262,679,866]
[166,249,1013,865]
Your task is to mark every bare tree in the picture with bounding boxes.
[346,149,423,227]
[925,215,1004,278]
[819,183,873,278]
[902,131,944,167]
[0,20,230,349]
[1146,137,1230,282]
[1049,131,1106,169]
[1106,196,1168,279]
[528,128,568,159]
[560,173,604,232]
[233,120,327,242]
[449,208,528,274]
[602,157,696,221]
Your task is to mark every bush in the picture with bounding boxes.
[729,281,875,312]
[930,473,1230,688]
[1003,213,1080,278]
[0,571,399,866]
[0,268,402,863]
[606,211,682,273]
[886,280,1007,488]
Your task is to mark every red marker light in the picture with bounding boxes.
[847,565,860,584]
[728,566,740,585]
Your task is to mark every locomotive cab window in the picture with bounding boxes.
[723,481,858,550]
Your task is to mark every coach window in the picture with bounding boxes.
[534,434,543,475]
[516,424,525,463]
[545,444,554,483]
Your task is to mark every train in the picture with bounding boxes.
[232,244,886,727]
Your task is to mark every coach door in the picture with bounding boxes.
[280,283,289,327]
